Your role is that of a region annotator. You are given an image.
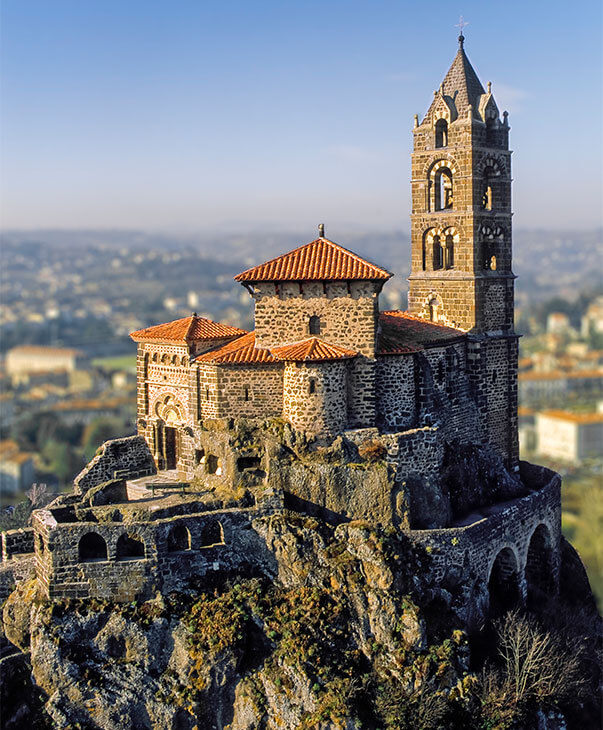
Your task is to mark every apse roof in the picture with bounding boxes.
[130,315,246,344]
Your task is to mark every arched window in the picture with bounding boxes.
[168,524,191,552]
[116,533,145,560]
[428,298,439,323]
[444,233,454,269]
[481,223,504,271]
[309,378,316,394]
[205,385,210,400]
[432,235,443,270]
[200,521,224,547]
[78,532,108,562]
[481,161,501,210]
[161,354,168,364]
[309,315,321,335]
[435,119,448,148]
[181,355,188,366]
[434,167,453,210]
[171,355,178,365]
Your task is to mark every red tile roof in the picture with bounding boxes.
[271,338,357,362]
[195,332,278,364]
[234,237,392,283]
[378,311,464,354]
[130,315,246,344]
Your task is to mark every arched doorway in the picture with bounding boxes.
[525,524,555,610]
[153,394,185,471]
[488,547,520,616]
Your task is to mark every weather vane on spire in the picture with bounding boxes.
[455,16,468,47]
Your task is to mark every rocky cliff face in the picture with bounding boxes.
[2,514,472,729]
[2,513,599,730]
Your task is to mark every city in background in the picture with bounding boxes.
[1,226,601,602]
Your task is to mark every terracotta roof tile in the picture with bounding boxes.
[539,410,603,425]
[130,315,246,344]
[271,338,357,362]
[234,237,392,283]
[378,311,464,354]
[195,332,278,364]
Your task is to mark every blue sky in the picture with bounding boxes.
[1,0,601,232]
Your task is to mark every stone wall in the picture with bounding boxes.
[283,361,347,436]
[0,556,35,599]
[376,355,416,430]
[408,87,513,336]
[216,364,283,420]
[253,281,380,357]
[74,436,156,493]
[406,463,561,620]
[32,503,280,601]
[1,527,34,561]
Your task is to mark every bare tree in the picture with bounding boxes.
[496,610,585,704]
[26,483,50,509]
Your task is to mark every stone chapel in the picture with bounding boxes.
[129,33,519,482]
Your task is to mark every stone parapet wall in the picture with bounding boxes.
[405,464,561,613]
[74,436,156,493]
[32,502,281,602]
[0,556,35,599]
[2,527,34,561]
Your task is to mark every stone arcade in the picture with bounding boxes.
[1,36,562,623]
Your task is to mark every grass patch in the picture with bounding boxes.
[91,354,137,371]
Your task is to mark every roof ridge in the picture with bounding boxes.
[234,236,392,283]
[184,314,197,342]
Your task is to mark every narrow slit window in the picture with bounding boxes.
[309,315,321,335]
[309,378,316,394]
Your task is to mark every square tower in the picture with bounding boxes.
[408,35,514,336]
[408,36,519,465]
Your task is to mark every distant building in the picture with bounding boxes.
[517,407,537,453]
[581,296,603,339]
[5,345,88,385]
[546,312,571,335]
[0,394,16,430]
[0,440,35,494]
[536,410,603,463]
[518,369,603,407]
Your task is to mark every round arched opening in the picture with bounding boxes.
[116,533,145,561]
[525,524,555,610]
[78,532,108,562]
[488,547,520,616]
[168,524,191,552]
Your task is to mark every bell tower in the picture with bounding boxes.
[408,33,519,465]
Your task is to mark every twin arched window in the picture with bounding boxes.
[423,229,456,271]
